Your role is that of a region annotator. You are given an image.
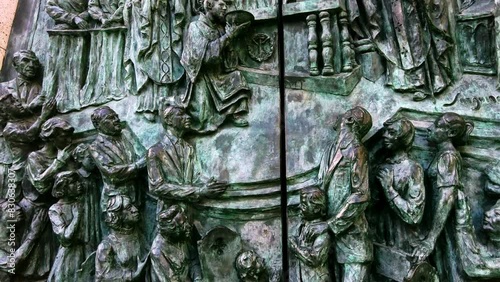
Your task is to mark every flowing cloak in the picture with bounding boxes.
[48,200,86,282]
[180,14,250,132]
[317,137,373,264]
[346,0,453,92]
[137,0,187,87]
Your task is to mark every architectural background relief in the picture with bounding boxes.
[0,0,499,281]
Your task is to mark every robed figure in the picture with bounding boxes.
[181,0,251,132]
[347,0,454,100]
[125,0,190,117]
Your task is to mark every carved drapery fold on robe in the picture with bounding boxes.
[80,0,127,109]
[346,0,453,94]
[180,14,250,132]
[125,0,189,113]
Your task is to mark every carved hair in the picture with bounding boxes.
[350,106,372,138]
[383,116,415,151]
[12,50,40,67]
[300,186,326,217]
[438,112,474,146]
[72,143,90,162]
[52,171,80,198]
[104,195,133,230]
[158,205,185,224]
[40,117,74,141]
[162,104,185,125]
[91,106,115,129]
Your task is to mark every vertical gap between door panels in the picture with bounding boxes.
[277,0,289,280]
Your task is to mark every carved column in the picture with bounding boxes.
[339,11,356,72]
[319,11,334,76]
[306,14,320,76]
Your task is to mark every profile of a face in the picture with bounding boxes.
[164,107,192,131]
[484,201,500,245]
[121,198,140,224]
[206,0,227,23]
[96,108,122,136]
[427,117,449,144]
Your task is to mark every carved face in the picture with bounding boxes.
[14,55,40,79]
[2,96,28,118]
[168,108,191,131]
[98,109,122,136]
[484,202,500,242]
[121,198,140,224]
[300,196,319,221]
[53,130,73,150]
[382,122,401,150]
[159,210,192,240]
[66,177,84,199]
[427,117,449,144]
[237,251,265,282]
[207,0,227,23]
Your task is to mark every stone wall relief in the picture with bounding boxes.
[0,0,499,281]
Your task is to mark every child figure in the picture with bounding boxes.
[289,187,331,282]
[150,204,202,282]
[48,171,86,282]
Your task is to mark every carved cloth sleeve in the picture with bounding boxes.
[388,163,425,225]
[181,21,209,83]
[436,151,461,189]
[328,146,370,235]
[48,204,73,246]
[147,145,201,201]
[90,142,137,183]
[46,0,89,24]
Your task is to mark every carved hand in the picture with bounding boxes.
[377,168,394,189]
[226,21,251,40]
[411,240,433,263]
[203,181,228,197]
[74,17,89,29]
[57,145,73,164]
[40,98,56,120]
